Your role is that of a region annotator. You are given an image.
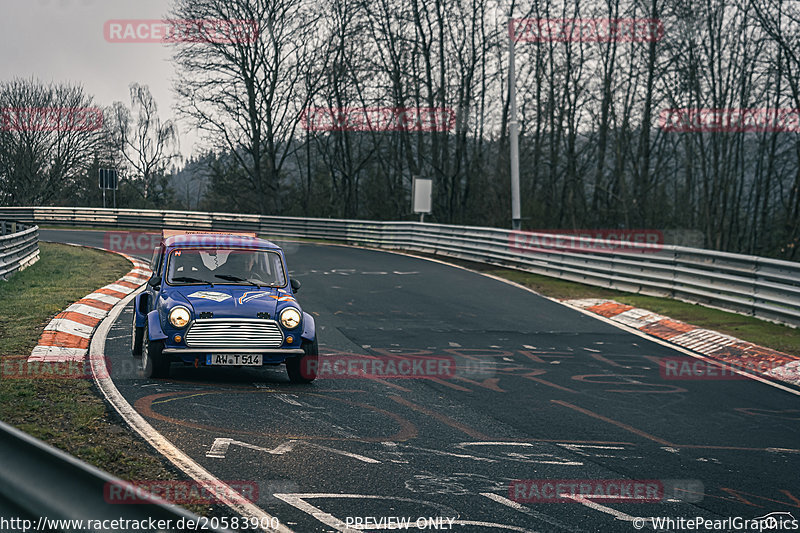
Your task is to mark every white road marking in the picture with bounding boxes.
[448,520,537,532]
[274,494,470,532]
[206,438,232,458]
[206,438,380,463]
[767,447,800,454]
[311,442,381,463]
[480,493,583,532]
[556,444,639,459]
[273,493,359,533]
[560,494,636,522]
[455,442,583,465]
[90,287,291,533]
[460,441,539,447]
[274,394,303,406]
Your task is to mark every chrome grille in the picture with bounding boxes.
[185,319,284,348]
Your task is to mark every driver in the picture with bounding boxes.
[221,251,258,278]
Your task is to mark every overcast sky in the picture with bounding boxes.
[0,0,201,159]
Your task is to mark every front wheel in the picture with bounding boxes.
[286,339,318,383]
[142,325,169,378]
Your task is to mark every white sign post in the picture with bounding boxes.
[412,177,432,222]
[99,168,119,208]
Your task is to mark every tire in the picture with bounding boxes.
[142,325,169,378]
[287,338,318,383]
[131,310,144,357]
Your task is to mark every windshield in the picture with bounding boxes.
[166,248,286,287]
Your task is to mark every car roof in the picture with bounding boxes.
[163,233,282,251]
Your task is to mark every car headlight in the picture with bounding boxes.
[280,307,301,329]
[168,306,191,328]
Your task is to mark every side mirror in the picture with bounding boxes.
[148,273,162,290]
[290,278,301,293]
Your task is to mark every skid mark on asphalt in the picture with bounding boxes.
[388,395,491,440]
[135,390,418,442]
[552,400,675,446]
[552,400,800,453]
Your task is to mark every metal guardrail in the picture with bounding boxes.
[0,220,39,280]
[1,206,798,327]
[0,420,222,531]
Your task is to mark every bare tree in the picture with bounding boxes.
[0,78,102,206]
[106,83,180,204]
[171,0,325,214]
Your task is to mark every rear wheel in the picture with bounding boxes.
[287,339,318,383]
[131,310,144,357]
[142,325,169,378]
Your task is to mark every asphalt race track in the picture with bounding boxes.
[40,229,800,532]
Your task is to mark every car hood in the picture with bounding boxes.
[168,286,296,319]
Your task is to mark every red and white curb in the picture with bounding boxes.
[29,251,152,363]
[565,298,800,386]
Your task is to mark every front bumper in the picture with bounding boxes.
[162,347,304,355]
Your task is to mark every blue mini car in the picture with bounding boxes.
[131,230,317,382]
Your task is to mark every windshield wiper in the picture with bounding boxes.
[214,274,268,287]
[172,276,214,285]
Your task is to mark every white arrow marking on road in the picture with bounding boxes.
[206,438,380,463]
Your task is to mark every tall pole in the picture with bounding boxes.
[508,25,522,231]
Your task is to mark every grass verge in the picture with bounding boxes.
[0,242,210,515]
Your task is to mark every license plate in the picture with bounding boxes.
[206,354,263,366]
